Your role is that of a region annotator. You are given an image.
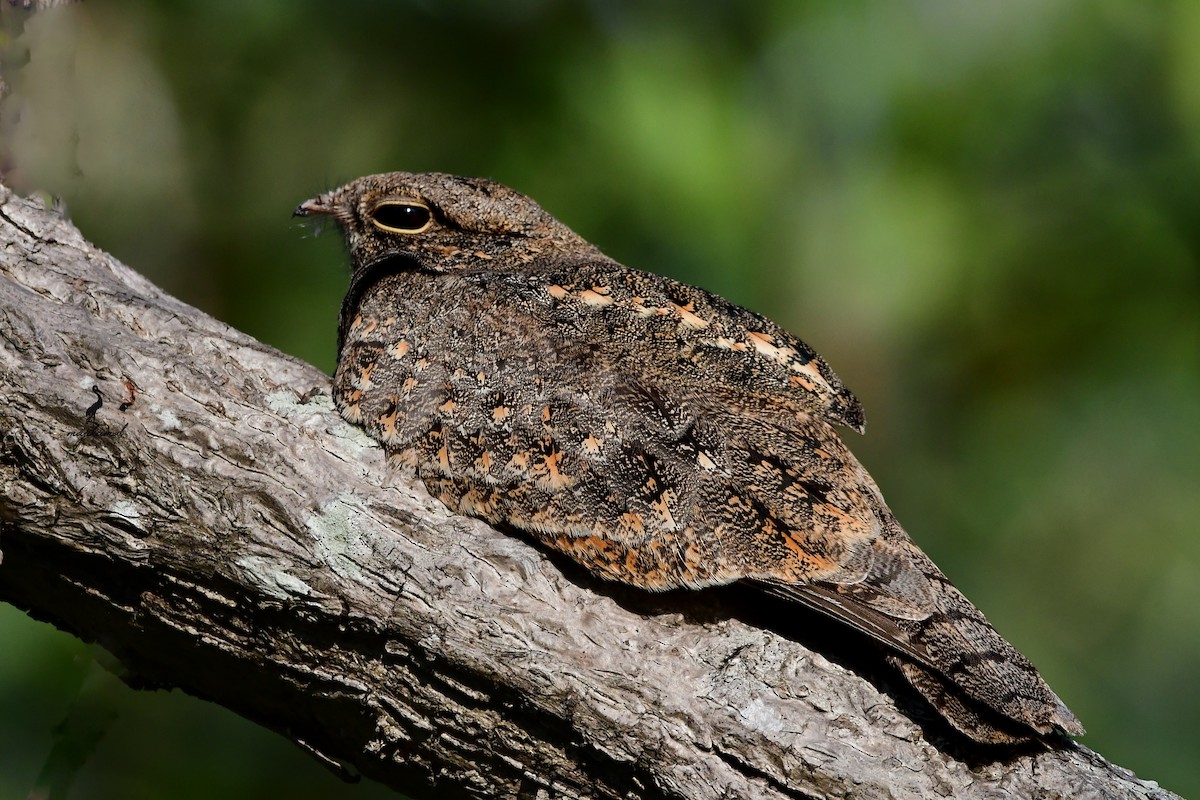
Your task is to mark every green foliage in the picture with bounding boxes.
[2,1,1197,797]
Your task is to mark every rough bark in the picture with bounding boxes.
[0,185,1177,800]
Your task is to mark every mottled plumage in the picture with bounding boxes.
[296,172,1083,744]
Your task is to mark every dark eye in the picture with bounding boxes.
[369,201,433,233]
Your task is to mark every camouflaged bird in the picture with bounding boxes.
[295,172,1084,744]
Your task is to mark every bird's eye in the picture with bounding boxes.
[369,201,433,234]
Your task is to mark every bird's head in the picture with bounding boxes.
[295,171,594,273]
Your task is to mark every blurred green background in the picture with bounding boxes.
[1,1,1197,797]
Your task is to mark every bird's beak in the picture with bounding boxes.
[293,194,336,218]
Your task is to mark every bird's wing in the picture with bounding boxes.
[516,266,1082,739]
[521,263,866,432]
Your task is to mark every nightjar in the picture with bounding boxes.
[295,171,1083,744]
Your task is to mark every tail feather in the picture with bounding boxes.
[751,514,1083,743]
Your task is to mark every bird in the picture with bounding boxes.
[295,171,1084,744]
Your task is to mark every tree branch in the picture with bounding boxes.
[0,184,1176,799]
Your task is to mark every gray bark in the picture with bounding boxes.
[0,185,1177,799]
